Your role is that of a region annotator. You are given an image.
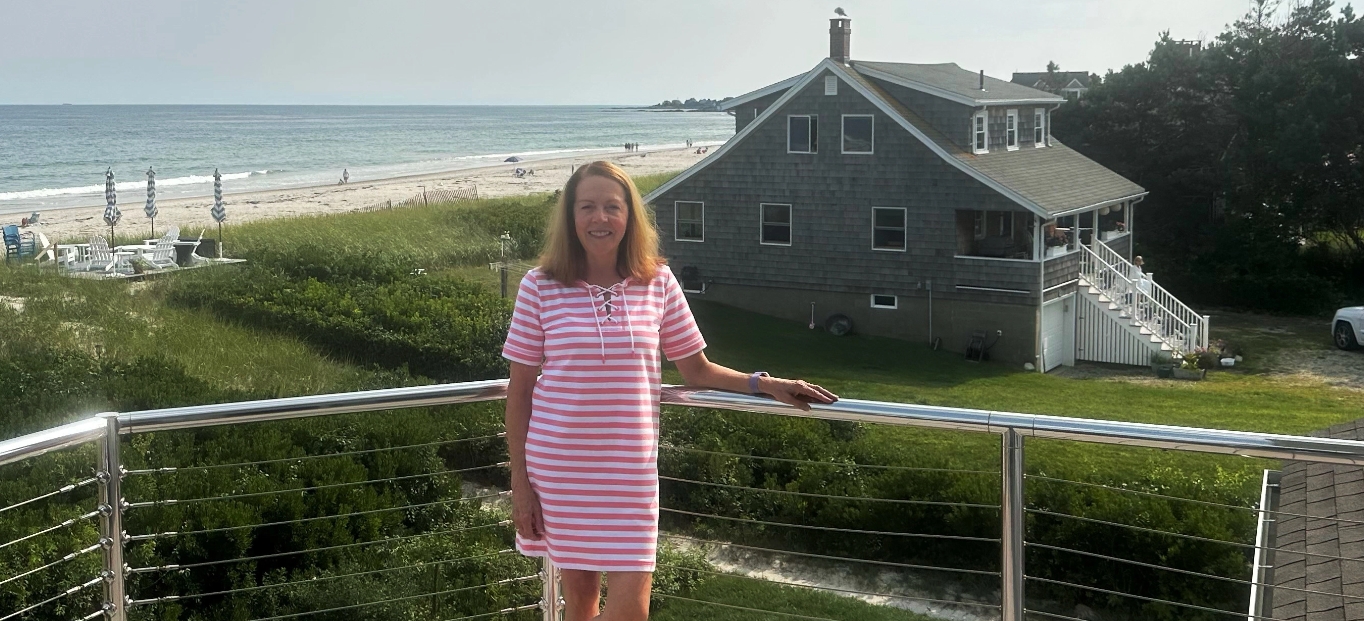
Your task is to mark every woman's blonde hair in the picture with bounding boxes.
[538,161,661,284]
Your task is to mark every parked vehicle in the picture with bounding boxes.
[1332,306,1364,350]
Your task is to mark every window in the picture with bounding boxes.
[1006,110,1018,151]
[760,203,792,246]
[842,115,874,154]
[973,112,988,154]
[957,210,1034,259]
[997,211,1014,237]
[788,115,818,154]
[824,76,838,95]
[973,211,986,240]
[872,207,907,251]
[1034,109,1046,147]
[674,201,703,242]
[870,294,898,309]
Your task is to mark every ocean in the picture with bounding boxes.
[0,105,734,215]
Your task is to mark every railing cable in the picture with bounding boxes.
[659,533,999,577]
[0,477,98,514]
[126,462,507,508]
[0,542,102,587]
[438,602,541,621]
[1026,541,1364,602]
[1023,609,1090,621]
[662,507,1000,543]
[126,433,505,475]
[0,575,101,621]
[660,475,998,509]
[128,490,510,541]
[129,549,517,605]
[1030,474,1364,527]
[74,610,105,621]
[1025,575,1290,621]
[0,509,100,551]
[127,520,511,573]
[661,444,996,475]
[242,574,539,621]
[656,562,1002,610]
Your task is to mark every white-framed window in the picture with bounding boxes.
[674,201,703,242]
[842,115,874,154]
[787,115,818,154]
[1006,109,1019,151]
[870,294,898,309]
[760,203,792,246]
[1034,108,1046,147]
[872,206,907,251]
[973,111,988,154]
[825,76,838,95]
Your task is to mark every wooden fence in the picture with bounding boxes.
[359,186,479,212]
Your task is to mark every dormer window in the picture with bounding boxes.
[1006,110,1019,151]
[973,112,988,154]
[1034,109,1047,147]
[788,115,818,153]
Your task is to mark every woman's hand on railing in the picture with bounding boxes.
[511,483,544,541]
[758,377,839,412]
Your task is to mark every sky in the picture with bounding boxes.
[0,0,1291,105]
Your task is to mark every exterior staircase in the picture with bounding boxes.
[1074,241,1209,367]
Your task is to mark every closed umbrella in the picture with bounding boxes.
[103,168,121,242]
[211,168,227,257]
[145,167,158,238]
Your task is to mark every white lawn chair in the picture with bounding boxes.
[88,236,134,273]
[143,227,180,269]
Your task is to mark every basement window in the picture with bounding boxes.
[842,115,874,154]
[760,203,792,246]
[788,115,818,154]
[870,294,898,309]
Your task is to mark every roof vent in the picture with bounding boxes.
[829,18,851,64]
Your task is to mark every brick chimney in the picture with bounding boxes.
[830,18,851,64]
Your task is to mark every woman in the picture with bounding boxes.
[502,161,837,621]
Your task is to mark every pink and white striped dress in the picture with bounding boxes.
[501,264,706,572]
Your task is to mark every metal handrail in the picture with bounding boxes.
[5,380,1364,621]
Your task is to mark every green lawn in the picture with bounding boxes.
[652,574,936,621]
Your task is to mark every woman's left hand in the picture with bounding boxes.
[760,377,838,411]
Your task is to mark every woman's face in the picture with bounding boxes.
[573,175,629,260]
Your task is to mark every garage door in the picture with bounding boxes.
[1041,294,1075,371]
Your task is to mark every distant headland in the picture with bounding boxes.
[641,97,731,112]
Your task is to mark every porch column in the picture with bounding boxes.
[1092,209,1100,248]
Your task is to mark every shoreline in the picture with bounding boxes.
[24,145,717,242]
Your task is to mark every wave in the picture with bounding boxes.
[0,170,270,202]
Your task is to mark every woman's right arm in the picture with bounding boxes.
[506,361,543,540]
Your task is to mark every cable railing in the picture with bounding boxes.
[2,381,1363,621]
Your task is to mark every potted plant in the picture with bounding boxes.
[1150,352,1175,378]
[1172,351,1206,380]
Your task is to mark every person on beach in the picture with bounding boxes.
[342,169,349,184]
[503,161,836,621]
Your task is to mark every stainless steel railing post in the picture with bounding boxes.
[1001,427,1025,621]
[97,413,127,621]
[540,556,562,621]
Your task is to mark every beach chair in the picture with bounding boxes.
[2,225,19,262]
[143,227,181,269]
[88,236,134,273]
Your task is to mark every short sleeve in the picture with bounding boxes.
[502,272,545,366]
[659,268,707,361]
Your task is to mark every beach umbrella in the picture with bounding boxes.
[211,168,227,257]
[504,156,522,163]
[145,167,158,238]
[103,168,121,242]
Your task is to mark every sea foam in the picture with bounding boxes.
[0,170,269,202]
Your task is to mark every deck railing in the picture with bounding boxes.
[1080,242,1211,354]
[3,381,1363,621]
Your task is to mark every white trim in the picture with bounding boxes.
[643,59,1061,219]
[956,285,1032,295]
[759,202,793,246]
[824,76,838,95]
[852,64,1064,106]
[673,200,704,243]
[1049,193,1149,218]
[1006,109,1019,151]
[871,206,907,252]
[717,74,803,111]
[972,111,988,155]
[870,294,898,309]
[1033,108,1047,148]
[954,254,1039,263]
[841,114,875,155]
[787,114,817,154]
[1041,279,1079,294]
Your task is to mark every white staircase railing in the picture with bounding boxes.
[1078,243,1209,356]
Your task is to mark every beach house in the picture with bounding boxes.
[645,17,1208,370]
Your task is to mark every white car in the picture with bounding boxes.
[1334,306,1364,350]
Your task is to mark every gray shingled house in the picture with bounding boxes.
[645,17,1209,370]
[1010,71,1094,99]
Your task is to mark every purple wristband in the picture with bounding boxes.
[748,371,769,394]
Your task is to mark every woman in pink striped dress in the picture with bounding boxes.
[502,161,836,621]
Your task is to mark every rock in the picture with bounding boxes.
[1023,362,1036,371]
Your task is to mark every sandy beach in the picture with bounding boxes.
[27,146,715,242]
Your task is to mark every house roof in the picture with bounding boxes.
[1271,419,1364,621]
[853,61,1064,105]
[1011,71,1094,91]
[716,75,803,111]
[646,59,1144,217]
